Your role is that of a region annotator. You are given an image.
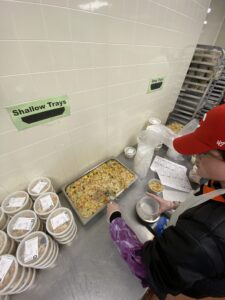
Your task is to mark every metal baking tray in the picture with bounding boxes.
[61,158,138,225]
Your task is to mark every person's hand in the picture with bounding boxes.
[107,201,121,220]
[146,193,174,214]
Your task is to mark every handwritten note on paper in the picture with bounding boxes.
[150,156,192,192]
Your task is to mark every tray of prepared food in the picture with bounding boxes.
[62,158,137,225]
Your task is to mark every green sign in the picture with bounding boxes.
[147,77,165,94]
[7,95,70,130]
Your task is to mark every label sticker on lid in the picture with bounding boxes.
[51,212,69,230]
[31,181,48,194]
[8,197,26,208]
[0,256,13,282]
[24,237,39,263]
[13,217,34,231]
[40,195,54,211]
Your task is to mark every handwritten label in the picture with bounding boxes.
[31,181,48,194]
[24,237,39,263]
[0,256,13,282]
[51,212,69,230]
[8,197,26,208]
[151,156,192,192]
[40,195,54,211]
[13,217,34,231]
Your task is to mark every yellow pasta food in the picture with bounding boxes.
[167,122,184,134]
[148,180,163,193]
[66,160,135,218]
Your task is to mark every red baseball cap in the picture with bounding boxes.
[173,104,225,155]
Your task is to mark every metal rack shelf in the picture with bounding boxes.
[168,44,225,125]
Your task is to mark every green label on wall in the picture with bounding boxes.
[7,95,70,130]
[146,77,165,94]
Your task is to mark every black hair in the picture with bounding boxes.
[218,150,225,161]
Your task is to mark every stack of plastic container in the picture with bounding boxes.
[28,177,54,200]
[0,231,17,255]
[7,210,43,242]
[16,231,59,269]
[34,192,61,221]
[46,208,77,245]
[0,209,8,232]
[0,254,36,296]
[1,191,32,218]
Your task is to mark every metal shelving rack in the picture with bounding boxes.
[168,45,225,125]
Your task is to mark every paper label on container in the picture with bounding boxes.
[40,195,54,211]
[13,217,34,231]
[8,197,26,208]
[32,181,48,194]
[51,212,69,230]
[0,256,13,282]
[24,237,39,263]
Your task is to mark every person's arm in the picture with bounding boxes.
[107,203,149,286]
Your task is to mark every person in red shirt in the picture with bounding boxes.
[107,104,225,300]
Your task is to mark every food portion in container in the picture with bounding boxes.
[0,255,16,291]
[66,159,135,218]
[34,193,58,214]
[17,233,47,265]
[47,209,71,234]
[166,122,184,134]
[2,191,30,215]
[148,179,164,194]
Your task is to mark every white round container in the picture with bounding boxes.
[0,231,11,255]
[0,209,8,231]
[7,210,40,242]
[46,207,77,245]
[0,255,21,295]
[16,231,58,269]
[28,177,54,200]
[148,117,161,126]
[2,191,31,218]
[34,192,61,221]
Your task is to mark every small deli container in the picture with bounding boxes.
[2,191,32,218]
[147,179,164,195]
[16,231,59,269]
[0,254,36,296]
[27,177,54,200]
[124,147,136,159]
[34,192,61,221]
[7,210,42,242]
[136,195,160,223]
[148,117,161,126]
[0,209,9,231]
[0,231,17,256]
[46,208,77,245]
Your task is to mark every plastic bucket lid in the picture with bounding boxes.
[46,208,75,237]
[34,193,60,218]
[2,191,30,216]
[16,231,50,268]
[0,255,19,294]
[0,231,11,255]
[28,177,52,198]
[7,210,38,241]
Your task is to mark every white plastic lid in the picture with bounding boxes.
[34,193,59,215]
[28,177,51,196]
[46,208,73,235]
[7,210,37,240]
[16,231,49,266]
[2,191,29,214]
[0,255,18,292]
[148,117,161,125]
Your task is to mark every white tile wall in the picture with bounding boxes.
[0,0,210,198]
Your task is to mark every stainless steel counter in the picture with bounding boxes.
[12,150,193,300]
